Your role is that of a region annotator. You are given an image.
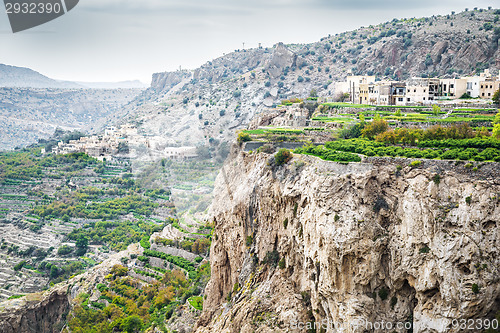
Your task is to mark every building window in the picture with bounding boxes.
[488,93,491,96]
[423,97,426,100]
[450,84,454,88]
[398,97,403,102]
[407,98,410,102]
[482,93,485,96]
[481,85,483,89]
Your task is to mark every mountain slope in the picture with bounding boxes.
[0,87,142,150]
[122,8,500,149]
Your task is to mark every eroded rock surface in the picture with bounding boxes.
[196,150,500,332]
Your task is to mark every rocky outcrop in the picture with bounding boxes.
[196,150,500,332]
[0,288,70,333]
[0,245,141,332]
[265,42,297,78]
[151,71,192,92]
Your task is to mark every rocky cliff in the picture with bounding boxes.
[196,149,500,332]
[0,245,140,333]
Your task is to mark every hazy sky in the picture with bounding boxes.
[0,0,496,83]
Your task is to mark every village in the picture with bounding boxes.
[48,123,198,162]
[335,69,500,105]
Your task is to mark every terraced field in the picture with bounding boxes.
[0,150,180,300]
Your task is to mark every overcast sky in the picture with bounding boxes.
[0,0,496,83]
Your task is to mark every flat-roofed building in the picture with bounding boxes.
[405,78,439,104]
[439,78,467,99]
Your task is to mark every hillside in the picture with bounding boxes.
[0,88,142,150]
[121,8,500,151]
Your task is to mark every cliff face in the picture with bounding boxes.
[197,150,500,332]
[0,287,70,333]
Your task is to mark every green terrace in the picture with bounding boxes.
[292,118,500,163]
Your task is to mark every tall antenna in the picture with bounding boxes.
[242,42,245,50]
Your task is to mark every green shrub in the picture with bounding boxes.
[246,235,253,246]
[140,236,150,250]
[57,245,73,256]
[465,196,472,205]
[410,160,422,168]
[419,246,430,254]
[432,174,441,185]
[237,132,252,144]
[472,283,480,294]
[275,149,292,166]
[13,260,26,271]
[283,218,288,229]
[263,250,280,267]
[279,258,286,269]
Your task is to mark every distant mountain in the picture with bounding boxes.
[0,63,82,88]
[75,80,148,89]
[0,64,149,89]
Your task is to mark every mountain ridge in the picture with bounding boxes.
[120,8,500,152]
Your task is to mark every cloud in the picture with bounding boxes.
[80,0,254,16]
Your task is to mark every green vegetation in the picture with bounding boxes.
[275,149,293,166]
[69,261,210,333]
[419,245,430,254]
[294,144,361,162]
[7,294,25,300]
[188,296,203,310]
[237,132,252,144]
[33,194,158,220]
[294,121,500,163]
[472,283,480,294]
[142,249,195,274]
[68,220,164,252]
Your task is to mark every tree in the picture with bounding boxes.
[237,132,252,144]
[493,124,500,139]
[494,112,500,125]
[110,264,128,277]
[120,315,143,333]
[50,265,59,278]
[492,89,500,104]
[309,89,318,98]
[432,105,441,116]
[424,54,433,67]
[362,117,389,140]
[275,149,292,166]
